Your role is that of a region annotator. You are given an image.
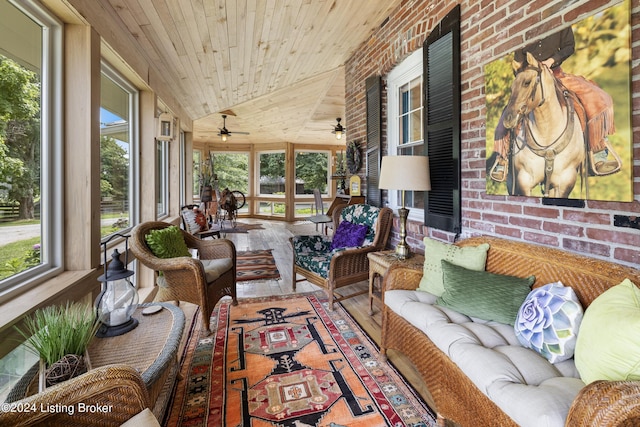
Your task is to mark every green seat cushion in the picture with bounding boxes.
[145,225,191,259]
[575,279,640,384]
[436,260,535,325]
[417,238,490,296]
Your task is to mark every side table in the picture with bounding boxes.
[87,302,185,420]
[367,250,425,315]
[7,302,185,423]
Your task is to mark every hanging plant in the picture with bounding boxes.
[346,141,361,174]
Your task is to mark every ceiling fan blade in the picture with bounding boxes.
[230,131,250,135]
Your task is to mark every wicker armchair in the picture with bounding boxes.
[130,221,237,334]
[290,204,393,309]
[0,364,152,426]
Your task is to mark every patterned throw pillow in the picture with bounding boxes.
[514,282,583,364]
[145,225,191,259]
[330,221,368,251]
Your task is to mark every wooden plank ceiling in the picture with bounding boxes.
[103,0,403,145]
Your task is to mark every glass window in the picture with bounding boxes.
[295,151,329,195]
[257,151,285,196]
[386,48,425,218]
[0,0,62,289]
[192,149,202,198]
[0,0,62,399]
[156,139,169,217]
[100,65,138,238]
[209,152,249,214]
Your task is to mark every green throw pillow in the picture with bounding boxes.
[436,260,535,325]
[417,238,490,296]
[575,279,640,384]
[145,225,191,259]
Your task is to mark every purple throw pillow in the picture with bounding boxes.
[330,221,369,250]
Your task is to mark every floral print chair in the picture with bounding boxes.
[290,203,393,309]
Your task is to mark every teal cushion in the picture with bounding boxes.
[417,238,490,296]
[514,281,583,363]
[575,279,640,384]
[145,225,191,259]
[437,260,535,325]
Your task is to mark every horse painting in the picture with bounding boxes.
[502,52,585,197]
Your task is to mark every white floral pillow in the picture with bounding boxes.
[514,282,583,364]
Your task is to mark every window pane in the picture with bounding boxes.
[0,4,43,282]
[295,151,329,195]
[258,152,285,195]
[210,152,249,194]
[156,140,168,216]
[192,149,202,197]
[394,69,425,210]
[100,71,132,237]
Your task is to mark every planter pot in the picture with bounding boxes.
[39,352,92,392]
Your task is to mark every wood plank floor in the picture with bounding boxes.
[222,218,437,413]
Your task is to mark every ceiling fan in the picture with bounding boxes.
[217,114,249,141]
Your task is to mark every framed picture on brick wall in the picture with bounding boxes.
[484,0,632,202]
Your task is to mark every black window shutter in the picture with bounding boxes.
[365,75,382,207]
[424,5,461,233]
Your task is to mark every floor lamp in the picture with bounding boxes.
[379,155,431,259]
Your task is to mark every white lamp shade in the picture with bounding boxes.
[379,155,431,191]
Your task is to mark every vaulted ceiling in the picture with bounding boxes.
[100,0,403,145]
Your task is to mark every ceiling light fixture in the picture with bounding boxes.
[333,118,345,140]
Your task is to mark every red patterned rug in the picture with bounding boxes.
[163,293,436,426]
[236,249,281,282]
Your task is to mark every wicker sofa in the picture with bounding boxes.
[381,236,640,427]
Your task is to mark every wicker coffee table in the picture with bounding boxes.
[8,302,185,421]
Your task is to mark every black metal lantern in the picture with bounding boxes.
[95,234,139,337]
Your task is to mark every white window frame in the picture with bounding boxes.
[100,62,140,238]
[386,48,424,222]
[156,138,169,218]
[0,0,63,298]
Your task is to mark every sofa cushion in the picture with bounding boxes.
[515,282,583,364]
[436,260,534,325]
[385,289,583,427]
[575,278,640,384]
[417,238,489,296]
[145,226,191,259]
[330,221,368,250]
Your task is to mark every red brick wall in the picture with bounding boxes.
[345,0,640,267]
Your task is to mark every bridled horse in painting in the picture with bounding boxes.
[502,52,585,197]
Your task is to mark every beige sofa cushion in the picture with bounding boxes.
[385,289,584,427]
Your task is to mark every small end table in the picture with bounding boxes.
[367,250,425,315]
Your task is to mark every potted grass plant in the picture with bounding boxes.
[15,302,99,391]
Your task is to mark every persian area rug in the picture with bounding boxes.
[236,249,281,282]
[163,293,436,427]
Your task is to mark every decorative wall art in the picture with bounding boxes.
[485,0,632,202]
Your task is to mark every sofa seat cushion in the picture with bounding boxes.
[201,258,233,282]
[385,290,584,427]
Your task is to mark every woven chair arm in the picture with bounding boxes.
[0,364,151,426]
[382,263,424,291]
[328,245,378,277]
[566,380,640,426]
[192,237,236,260]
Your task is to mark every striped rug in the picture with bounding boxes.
[235,249,281,281]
